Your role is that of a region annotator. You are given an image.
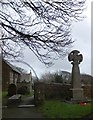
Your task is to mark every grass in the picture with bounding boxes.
[2,91,8,106]
[39,100,92,118]
[2,91,8,98]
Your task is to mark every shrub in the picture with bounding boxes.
[7,84,16,97]
[17,86,29,95]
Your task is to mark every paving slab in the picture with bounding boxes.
[2,107,44,118]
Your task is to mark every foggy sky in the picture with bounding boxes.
[13,0,92,78]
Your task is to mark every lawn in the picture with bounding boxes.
[2,91,8,98]
[2,91,8,106]
[39,100,92,118]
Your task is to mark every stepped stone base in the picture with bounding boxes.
[70,88,84,103]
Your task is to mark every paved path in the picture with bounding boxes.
[2,107,44,118]
[2,95,44,118]
[20,95,34,105]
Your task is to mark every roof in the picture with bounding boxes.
[4,59,21,74]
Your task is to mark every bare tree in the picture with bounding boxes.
[40,72,55,83]
[0,0,86,65]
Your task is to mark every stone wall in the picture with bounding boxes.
[34,82,72,105]
[44,83,72,99]
[82,85,93,99]
[34,82,93,105]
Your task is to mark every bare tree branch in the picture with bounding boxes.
[0,0,86,65]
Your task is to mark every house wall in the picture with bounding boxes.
[2,60,21,91]
[2,60,11,91]
[10,71,13,84]
[13,71,20,85]
[20,72,32,82]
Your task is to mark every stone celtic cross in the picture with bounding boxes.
[68,50,84,101]
[68,50,83,65]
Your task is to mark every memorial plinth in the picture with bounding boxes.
[68,50,84,102]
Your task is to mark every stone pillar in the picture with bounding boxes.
[34,82,45,106]
[29,71,32,93]
[68,50,84,102]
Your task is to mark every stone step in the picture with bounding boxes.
[18,104,35,108]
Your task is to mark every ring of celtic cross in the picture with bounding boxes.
[68,50,83,64]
